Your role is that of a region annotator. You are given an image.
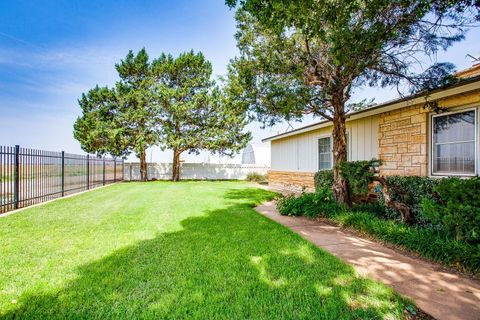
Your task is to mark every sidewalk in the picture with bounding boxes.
[255,201,480,320]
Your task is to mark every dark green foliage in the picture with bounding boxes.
[421,177,480,243]
[275,177,480,275]
[334,211,480,275]
[350,202,386,218]
[378,176,440,224]
[74,49,161,181]
[277,188,343,218]
[153,51,251,181]
[276,194,304,217]
[245,172,267,182]
[338,160,380,197]
[314,170,333,191]
[226,0,478,203]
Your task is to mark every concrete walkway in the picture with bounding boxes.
[255,201,480,320]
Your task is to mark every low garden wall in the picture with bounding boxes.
[124,163,269,181]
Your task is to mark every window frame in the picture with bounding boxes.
[317,135,333,171]
[430,107,478,177]
[317,131,351,171]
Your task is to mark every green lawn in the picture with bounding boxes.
[0,182,412,319]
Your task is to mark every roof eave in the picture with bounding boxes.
[262,76,480,142]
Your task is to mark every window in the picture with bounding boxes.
[432,109,476,175]
[318,137,332,170]
[318,134,350,171]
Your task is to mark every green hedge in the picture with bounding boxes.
[276,186,480,275]
[421,177,480,243]
[332,211,480,275]
[378,176,439,224]
[276,188,343,218]
[314,170,333,191]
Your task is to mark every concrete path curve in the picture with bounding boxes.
[255,201,480,320]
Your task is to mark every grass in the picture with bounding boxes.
[0,181,412,319]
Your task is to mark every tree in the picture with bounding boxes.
[152,51,251,181]
[74,49,159,181]
[74,86,125,157]
[226,0,479,205]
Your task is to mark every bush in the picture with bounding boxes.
[276,188,343,218]
[338,160,380,196]
[333,210,480,275]
[276,172,480,275]
[378,176,439,224]
[421,177,480,243]
[350,202,386,217]
[245,172,267,182]
[314,170,333,191]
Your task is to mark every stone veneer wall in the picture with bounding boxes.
[378,104,428,176]
[379,89,480,176]
[268,170,315,189]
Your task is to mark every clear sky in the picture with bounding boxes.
[0,1,479,163]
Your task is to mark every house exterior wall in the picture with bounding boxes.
[268,87,480,189]
[378,105,429,176]
[379,89,480,176]
[269,116,379,188]
[267,171,315,190]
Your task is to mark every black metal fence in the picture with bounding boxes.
[0,145,124,214]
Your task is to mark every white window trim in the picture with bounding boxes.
[316,130,351,171]
[429,106,478,177]
[317,134,332,171]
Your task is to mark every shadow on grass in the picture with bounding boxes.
[2,188,407,319]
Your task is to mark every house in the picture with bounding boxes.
[262,63,480,189]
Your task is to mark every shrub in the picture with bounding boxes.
[314,170,333,191]
[378,176,439,224]
[276,194,303,216]
[276,188,343,218]
[338,159,380,196]
[333,210,480,275]
[421,177,480,243]
[350,202,386,217]
[245,172,267,182]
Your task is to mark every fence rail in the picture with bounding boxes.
[0,145,124,214]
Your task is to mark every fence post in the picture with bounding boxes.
[122,158,124,181]
[86,155,90,190]
[14,145,20,209]
[103,157,106,186]
[61,151,65,197]
[113,158,116,183]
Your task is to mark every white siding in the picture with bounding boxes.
[271,115,379,172]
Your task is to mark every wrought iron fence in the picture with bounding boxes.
[0,145,124,214]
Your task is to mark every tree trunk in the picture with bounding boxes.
[139,151,148,182]
[172,149,181,182]
[373,176,412,224]
[331,103,351,206]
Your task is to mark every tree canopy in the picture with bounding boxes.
[153,51,251,181]
[225,0,479,204]
[74,49,160,181]
[75,49,251,182]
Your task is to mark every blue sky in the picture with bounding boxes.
[0,1,479,162]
